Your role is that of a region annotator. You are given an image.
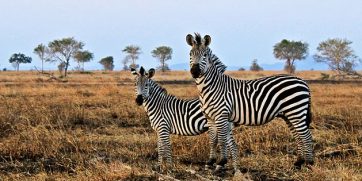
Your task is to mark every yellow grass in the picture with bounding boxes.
[0,70,361,180]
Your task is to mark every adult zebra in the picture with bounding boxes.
[185,33,314,171]
[131,66,239,172]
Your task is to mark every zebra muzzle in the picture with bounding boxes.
[135,95,143,105]
[190,64,201,78]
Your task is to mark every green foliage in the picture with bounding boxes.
[250,59,263,71]
[314,38,361,75]
[151,46,173,72]
[273,39,308,74]
[74,50,93,63]
[122,45,141,69]
[45,37,85,77]
[9,53,32,71]
[99,56,114,71]
[74,50,94,71]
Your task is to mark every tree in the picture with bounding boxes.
[58,62,66,75]
[314,38,361,75]
[74,50,94,71]
[151,46,173,72]
[9,53,32,71]
[46,37,85,77]
[250,59,263,71]
[33,44,48,73]
[99,56,114,71]
[273,39,308,74]
[122,45,141,69]
[122,57,130,70]
[238,67,245,71]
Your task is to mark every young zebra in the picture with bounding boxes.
[185,33,314,171]
[131,66,239,172]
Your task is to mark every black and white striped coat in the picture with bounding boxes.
[186,33,314,170]
[131,67,238,172]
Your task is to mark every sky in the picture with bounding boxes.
[0,0,361,71]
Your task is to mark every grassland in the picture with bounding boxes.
[0,70,361,180]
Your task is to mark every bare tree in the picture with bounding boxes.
[314,38,361,75]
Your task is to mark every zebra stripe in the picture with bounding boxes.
[131,67,239,172]
[186,33,314,170]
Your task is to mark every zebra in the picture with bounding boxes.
[131,66,239,172]
[185,33,314,171]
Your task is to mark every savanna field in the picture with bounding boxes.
[0,70,361,181]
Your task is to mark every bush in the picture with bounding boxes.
[320,73,330,80]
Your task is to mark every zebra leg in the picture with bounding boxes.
[226,122,239,173]
[214,118,229,173]
[156,136,163,172]
[284,116,314,169]
[158,131,173,173]
[206,121,217,170]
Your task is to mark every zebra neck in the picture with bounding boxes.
[143,81,171,107]
[209,54,226,74]
[195,65,225,93]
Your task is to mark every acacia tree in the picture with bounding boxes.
[74,50,94,72]
[314,38,360,75]
[151,46,173,72]
[9,53,32,71]
[46,37,85,77]
[273,39,308,74]
[99,56,114,71]
[122,45,141,69]
[33,44,47,73]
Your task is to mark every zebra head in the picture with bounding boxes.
[186,33,212,78]
[131,66,155,106]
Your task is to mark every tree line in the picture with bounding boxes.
[5,37,361,77]
[7,37,173,77]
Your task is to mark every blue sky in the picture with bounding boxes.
[0,0,361,71]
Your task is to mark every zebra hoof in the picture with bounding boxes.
[306,160,314,166]
[152,165,161,173]
[205,158,216,170]
[205,164,214,171]
[293,158,305,170]
[214,165,226,176]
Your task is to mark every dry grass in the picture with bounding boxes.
[0,70,361,180]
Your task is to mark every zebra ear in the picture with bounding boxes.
[147,68,155,78]
[204,35,211,46]
[186,34,194,46]
[131,68,138,75]
[139,66,145,76]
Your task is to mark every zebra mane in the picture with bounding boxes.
[210,52,227,74]
[194,33,202,46]
[149,79,168,95]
